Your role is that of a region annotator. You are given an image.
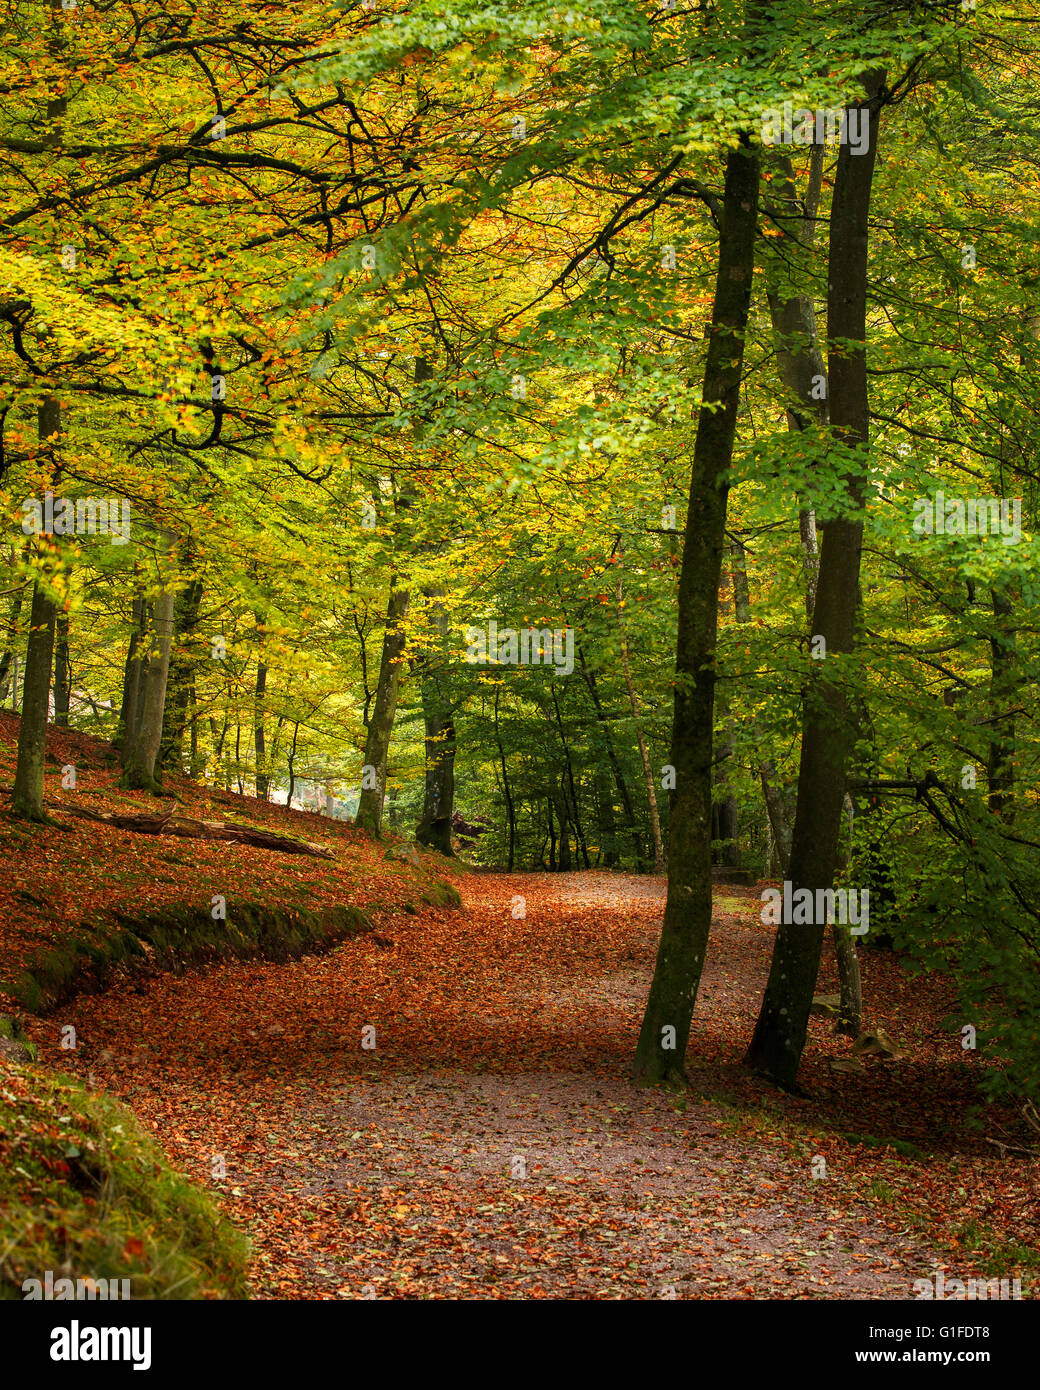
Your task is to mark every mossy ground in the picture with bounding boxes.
[0,1060,250,1300]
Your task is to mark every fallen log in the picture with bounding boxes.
[50,803,335,858]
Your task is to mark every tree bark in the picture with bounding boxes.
[120,586,176,792]
[354,355,428,836]
[494,685,516,870]
[354,577,409,835]
[578,649,646,868]
[11,396,61,821]
[415,595,457,855]
[0,575,30,706]
[633,133,761,1085]
[745,72,886,1090]
[617,569,666,872]
[254,655,269,800]
[162,575,203,773]
[986,585,1016,817]
[53,609,70,726]
[117,595,147,753]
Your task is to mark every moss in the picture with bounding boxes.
[0,1063,249,1300]
[6,899,388,1014]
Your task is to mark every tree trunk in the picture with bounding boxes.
[162,575,203,772]
[745,72,885,1090]
[0,575,29,705]
[986,585,1016,817]
[11,396,61,822]
[617,570,666,872]
[729,537,794,872]
[254,655,269,800]
[120,587,176,792]
[354,577,409,835]
[415,596,457,855]
[633,133,761,1085]
[12,581,56,820]
[354,355,428,836]
[578,649,646,868]
[117,595,147,753]
[52,609,70,726]
[494,685,516,870]
[415,704,457,855]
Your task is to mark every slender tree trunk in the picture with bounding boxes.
[354,355,428,836]
[415,596,457,855]
[0,575,29,705]
[494,686,516,870]
[730,538,794,871]
[595,767,619,868]
[986,586,1016,817]
[12,581,56,820]
[254,655,269,800]
[617,572,666,872]
[578,650,646,868]
[287,721,300,807]
[745,72,885,1090]
[161,575,203,772]
[53,609,70,726]
[12,396,61,821]
[355,578,409,835]
[633,133,762,1085]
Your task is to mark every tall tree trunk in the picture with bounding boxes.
[550,684,590,868]
[986,585,1016,817]
[617,570,666,872]
[355,577,409,835]
[729,538,794,871]
[11,396,61,822]
[120,586,176,792]
[745,72,885,1090]
[117,594,147,753]
[494,685,516,870]
[0,573,29,705]
[53,609,70,726]
[416,704,457,855]
[415,596,457,855]
[578,649,646,868]
[162,575,203,772]
[254,655,269,800]
[12,581,56,820]
[354,355,428,836]
[633,132,761,1085]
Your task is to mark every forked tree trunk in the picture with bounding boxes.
[633,133,761,1085]
[745,72,886,1090]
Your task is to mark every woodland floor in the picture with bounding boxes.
[17,866,1040,1299]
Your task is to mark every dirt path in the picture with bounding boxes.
[30,871,940,1299]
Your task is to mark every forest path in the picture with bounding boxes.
[42,870,937,1298]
